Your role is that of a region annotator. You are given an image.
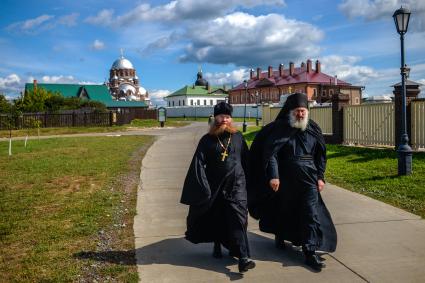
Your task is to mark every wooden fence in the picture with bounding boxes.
[411,100,425,150]
[343,103,395,146]
[0,112,113,130]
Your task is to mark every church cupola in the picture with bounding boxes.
[195,68,208,87]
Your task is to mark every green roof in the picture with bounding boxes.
[166,85,228,98]
[24,83,147,108]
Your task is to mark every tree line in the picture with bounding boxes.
[0,87,107,115]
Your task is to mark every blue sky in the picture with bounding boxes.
[1,0,424,105]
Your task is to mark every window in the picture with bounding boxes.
[322,90,326,97]
[330,89,334,95]
[313,89,317,97]
[204,99,207,105]
[172,101,175,106]
[168,101,170,107]
[190,99,193,105]
[210,100,213,105]
[355,97,359,104]
[197,99,200,105]
[183,100,185,106]
[178,100,181,106]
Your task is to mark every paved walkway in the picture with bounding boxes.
[134,122,425,283]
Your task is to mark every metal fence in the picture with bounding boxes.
[343,103,395,146]
[261,105,333,135]
[310,107,332,134]
[411,100,425,150]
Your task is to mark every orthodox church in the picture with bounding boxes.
[107,52,150,104]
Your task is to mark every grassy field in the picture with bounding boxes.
[0,119,190,138]
[0,135,155,282]
[243,129,425,218]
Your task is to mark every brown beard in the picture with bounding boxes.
[208,122,238,136]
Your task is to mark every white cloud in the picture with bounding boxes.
[57,13,79,26]
[85,0,285,26]
[84,9,114,26]
[149,89,171,105]
[6,13,80,34]
[40,75,78,84]
[204,69,249,86]
[0,74,22,94]
[339,0,425,32]
[180,12,323,67]
[90,39,105,50]
[320,55,380,85]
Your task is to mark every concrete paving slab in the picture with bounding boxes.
[134,122,425,283]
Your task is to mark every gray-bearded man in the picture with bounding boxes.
[248,92,337,271]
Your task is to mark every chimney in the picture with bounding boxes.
[334,75,338,85]
[268,66,273,78]
[33,79,38,91]
[315,60,321,73]
[301,62,306,69]
[279,64,284,77]
[250,69,254,79]
[256,67,262,80]
[307,59,312,73]
[289,62,294,76]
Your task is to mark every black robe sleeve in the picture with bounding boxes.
[180,136,212,206]
[266,153,279,180]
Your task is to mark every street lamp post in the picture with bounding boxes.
[243,80,248,132]
[393,6,413,175]
[255,91,259,126]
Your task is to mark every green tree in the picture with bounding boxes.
[0,94,12,113]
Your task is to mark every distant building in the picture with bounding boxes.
[106,52,150,104]
[363,95,393,104]
[229,60,363,105]
[24,52,150,110]
[165,70,228,107]
[24,81,148,111]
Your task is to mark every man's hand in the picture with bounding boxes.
[317,179,325,192]
[269,179,280,192]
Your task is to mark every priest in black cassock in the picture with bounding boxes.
[180,102,256,273]
[248,93,337,271]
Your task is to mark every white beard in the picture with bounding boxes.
[289,110,309,131]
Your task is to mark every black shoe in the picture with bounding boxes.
[212,242,222,258]
[275,235,286,250]
[305,254,326,271]
[238,258,256,273]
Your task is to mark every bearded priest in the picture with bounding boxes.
[248,92,337,272]
[180,102,255,273]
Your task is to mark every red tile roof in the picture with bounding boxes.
[232,67,353,91]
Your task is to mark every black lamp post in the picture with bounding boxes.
[255,91,260,126]
[243,80,248,132]
[393,6,413,175]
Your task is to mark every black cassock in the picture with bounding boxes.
[180,131,251,258]
[248,119,337,252]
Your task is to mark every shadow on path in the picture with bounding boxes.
[74,232,323,280]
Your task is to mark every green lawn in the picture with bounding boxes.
[243,129,425,218]
[0,119,189,138]
[0,136,155,282]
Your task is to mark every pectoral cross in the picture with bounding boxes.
[221,150,229,161]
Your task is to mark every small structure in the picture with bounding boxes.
[164,69,228,107]
[363,95,393,104]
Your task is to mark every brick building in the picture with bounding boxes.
[229,59,363,105]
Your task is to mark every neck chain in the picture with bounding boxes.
[217,134,232,162]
